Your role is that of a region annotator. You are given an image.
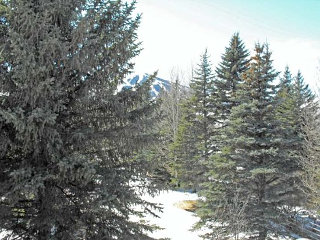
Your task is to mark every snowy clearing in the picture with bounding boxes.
[143,190,203,240]
[1,191,312,240]
[142,190,309,240]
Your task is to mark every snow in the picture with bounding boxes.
[117,73,171,97]
[1,190,312,239]
[0,231,6,238]
[0,230,12,239]
[143,190,203,240]
[142,190,309,240]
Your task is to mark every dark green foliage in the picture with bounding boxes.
[195,42,317,239]
[275,67,300,151]
[158,71,189,187]
[195,34,250,239]
[279,66,293,89]
[276,68,315,139]
[300,101,320,212]
[0,1,160,239]
[0,0,8,66]
[171,50,217,190]
[195,146,243,240]
[215,32,250,119]
[225,44,303,239]
[293,71,317,123]
[276,68,318,215]
[196,44,307,240]
[293,71,320,212]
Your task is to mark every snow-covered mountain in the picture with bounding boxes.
[118,73,171,98]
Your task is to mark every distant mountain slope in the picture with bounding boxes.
[118,73,171,98]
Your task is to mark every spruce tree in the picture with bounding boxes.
[276,69,315,141]
[274,67,320,235]
[226,44,302,239]
[292,71,319,212]
[0,1,160,239]
[300,103,320,212]
[195,34,250,239]
[279,66,293,89]
[0,0,7,51]
[159,70,189,187]
[275,67,299,152]
[293,71,317,124]
[215,32,250,120]
[172,49,217,190]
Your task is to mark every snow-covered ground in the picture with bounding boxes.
[143,190,203,240]
[0,229,11,239]
[143,190,311,240]
[1,190,312,240]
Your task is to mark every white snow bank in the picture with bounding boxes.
[0,230,12,239]
[143,190,203,240]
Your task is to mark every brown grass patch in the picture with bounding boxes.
[174,200,198,212]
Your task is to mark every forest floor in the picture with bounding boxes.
[144,190,203,240]
[144,190,309,240]
[0,190,311,240]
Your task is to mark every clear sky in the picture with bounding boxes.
[133,0,320,89]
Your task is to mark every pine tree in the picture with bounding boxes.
[0,1,160,239]
[275,69,314,143]
[172,49,217,190]
[275,67,299,151]
[274,67,320,234]
[225,44,302,239]
[195,34,250,239]
[293,71,317,125]
[300,103,320,212]
[292,71,320,212]
[279,66,293,88]
[158,69,189,187]
[215,32,250,120]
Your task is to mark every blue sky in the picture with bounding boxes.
[133,0,320,88]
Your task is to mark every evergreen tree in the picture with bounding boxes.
[293,71,319,212]
[300,102,320,212]
[0,0,7,49]
[195,33,250,239]
[274,67,317,162]
[215,32,250,120]
[225,44,302,239]
[275,66,299,152]
[274,67,320,235]
[0,1,160,239]
[159,69,189,186]
[279,66,293,89]
[293,71,317,125]
[172,50,217,190]
[276,68,316,166]
[0,0,8,76]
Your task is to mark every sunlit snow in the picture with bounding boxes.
[143,190,203,240]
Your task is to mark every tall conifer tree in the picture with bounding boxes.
[275,66,299,151]
[292,71,319,212]
[159,70,189,186]
[276,67,315,137]
[172,50,217,189]
[0,1,160,239]
[293,71,317,123]
[195,34,250,239]
[225,44,302,239]
[300,103,320,212]
[215,32,250,120]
